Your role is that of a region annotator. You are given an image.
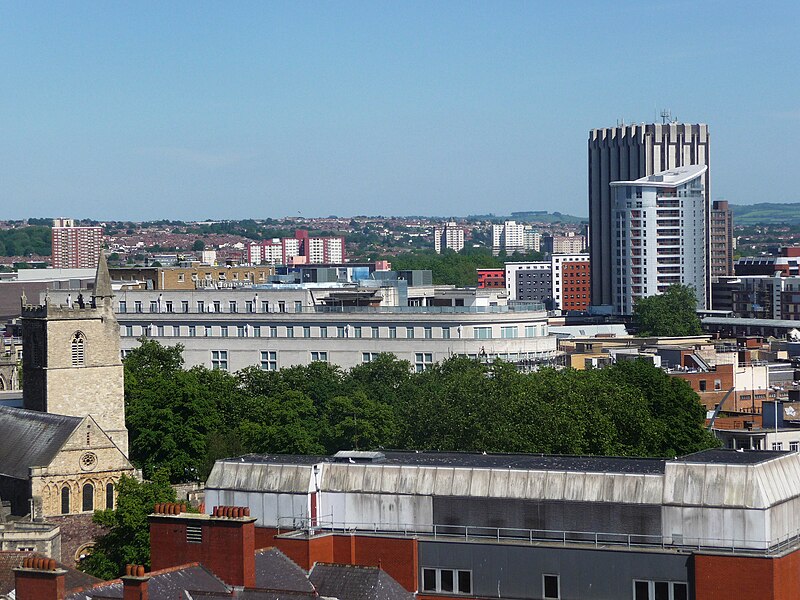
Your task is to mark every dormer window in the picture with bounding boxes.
[71,332,86,366]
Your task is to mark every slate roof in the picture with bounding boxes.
[66,564,229,600]
[255,548,315,593]
[676,448,788,465]
[0,551,100,596]
[0,407,82,479]
[310,564,413,600]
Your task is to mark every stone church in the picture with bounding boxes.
[0,252,134,532]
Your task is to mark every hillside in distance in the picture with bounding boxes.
[467,210,587,224]
[731,203,800,225]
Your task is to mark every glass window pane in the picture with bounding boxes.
[634,581,650,600]
[672,583,688,600]
[422,569,436,592]
[544,575,559,598]
[440,570,454,593]
[458,571,471,594]
[654,582,669,600]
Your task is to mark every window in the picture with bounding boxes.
[270,326,278,338]
[213,301,221,313]
[311,351,328,363]
[197,300,205,313]
[338,326,346,338]
[525,325,538,337]
[421,568,471,594]
[61,487,70,514]
[125,325,133,337]
[229,301,237,313]
[253,326,261,338]
[295,300,303,313]
[278,301,286,313]
[501,326,518,339]
[633,580,688,600]
[372,326,380,338]
[772,442,784,451]
[150,300,158,313]
[165,301,173,313]
[474,327,492,339]
[287,326,294,338]
[362,352,380,363]
[424,326,432,339]
[406,327,415,339]
[119,300,127,313]
[791,441,799,452]
[211,350,228,371]
[354,326,362,338]
[320,326,328,338]
[304,326,311,338]
[543,574,560,599]
[157,325,164,337]
[260,351,277,371]
[134,301,143,313]
[442,327,450,339]
[415,353,433,373]
[82,483,94,512]
[699,380,707,392]
[205,325,212,337]
[245,301,254,313]
[389,327,397,339]
[238,325,246,338]
[261,300,269,313]
[106,483,114,510]
[71,332,86,366]
[182,300,189,313]
[220,326,228,337]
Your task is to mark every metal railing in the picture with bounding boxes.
[274,517,800,556]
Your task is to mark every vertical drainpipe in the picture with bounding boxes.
[311,464,320,531]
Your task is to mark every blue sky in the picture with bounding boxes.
[1,1,799,221]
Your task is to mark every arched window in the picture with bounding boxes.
[106,483,114,510]
[71,332,86,367]
[0,376,5,390]
[82,483,94,512]
[61,486,70,514]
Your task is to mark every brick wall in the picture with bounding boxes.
[694,550,800,600]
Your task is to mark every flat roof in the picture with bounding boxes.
[610,164,707,188]
[675,449,788,465]
[226,451,667,475]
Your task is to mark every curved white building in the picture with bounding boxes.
[610,164,707,315]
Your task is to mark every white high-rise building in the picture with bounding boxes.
[491,221,527,255]
[588,123,710,310]
[434,222,465,253]
[610,164,707,315]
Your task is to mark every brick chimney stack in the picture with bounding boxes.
[13,557,66,600]
[122,564,149,600]
[149,503,256,588]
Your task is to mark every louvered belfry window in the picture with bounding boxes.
[71,332,86,366]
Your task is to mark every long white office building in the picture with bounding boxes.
[610,164,707,315]
[45,286,556,372]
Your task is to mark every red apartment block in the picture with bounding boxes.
[559,259,590,310]
[476,269,505,289]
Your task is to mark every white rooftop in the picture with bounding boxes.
[610,164,707,188]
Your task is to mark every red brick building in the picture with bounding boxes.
[476,268,505,289]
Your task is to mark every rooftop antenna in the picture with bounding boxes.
[660,109,671,124]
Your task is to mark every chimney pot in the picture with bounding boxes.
[137,565,145,577]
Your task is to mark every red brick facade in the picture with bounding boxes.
[477,269,505,289]
[694,550,800,600]
[560,260,590,311]
[254,527,418,592]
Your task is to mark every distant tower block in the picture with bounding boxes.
[21,251,128,455]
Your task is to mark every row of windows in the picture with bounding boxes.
[120,299,302,314]
[61,482,114,514]
[421,569,564,599]
[123,324,548,340]
[208,350,437,372]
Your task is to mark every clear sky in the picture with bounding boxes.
[2,1,798,221]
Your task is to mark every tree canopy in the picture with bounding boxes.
[80,472,176,580]
[122,340,717,484]
[633,284,703,337]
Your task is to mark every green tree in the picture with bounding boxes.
[192,239,205,251]
[633,284,703,337]
[80,472,176,580]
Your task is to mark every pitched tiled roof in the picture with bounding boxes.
[67,563,230,600]
[310,563,413,600]
[255,548,315,593]
[0,407,82,479]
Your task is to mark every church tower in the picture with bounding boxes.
[21,251,129,455]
